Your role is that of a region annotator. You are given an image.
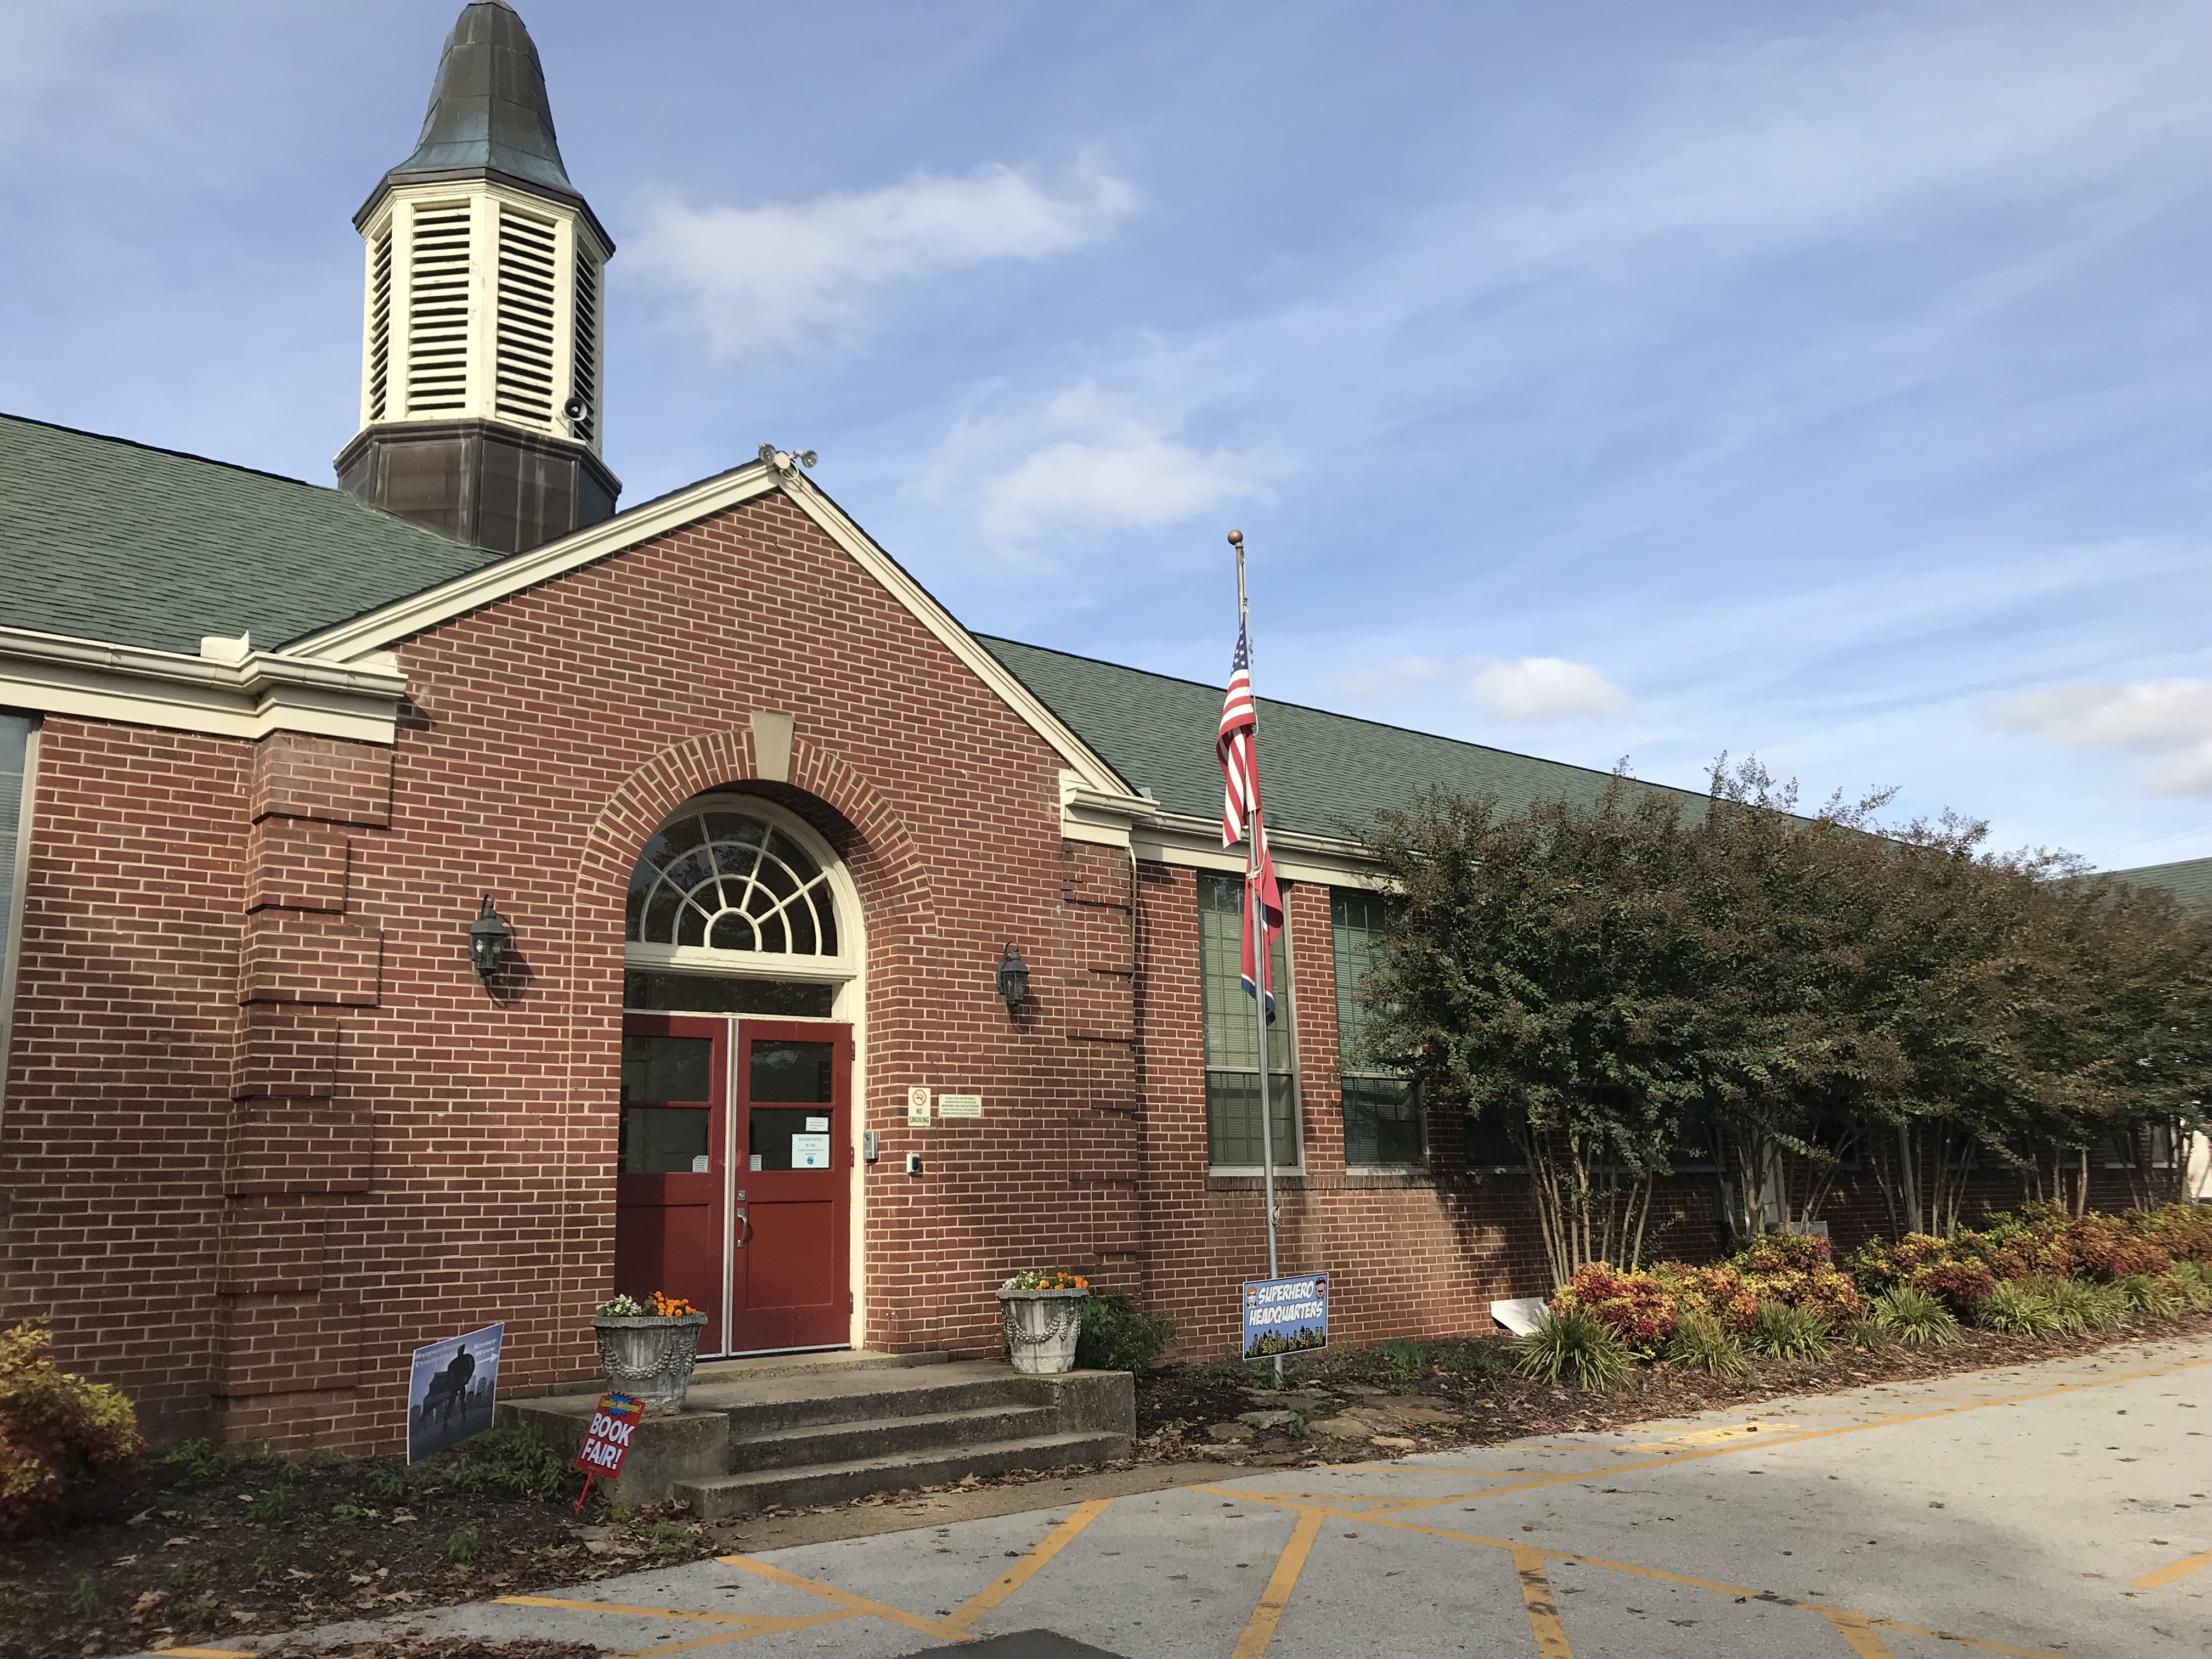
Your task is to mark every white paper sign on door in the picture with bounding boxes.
[791,1133,831,1169]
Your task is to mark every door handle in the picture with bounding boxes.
[733,1209,752,1248]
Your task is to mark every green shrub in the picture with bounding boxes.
[0,1321,144,1539]
[161,1437,235,1481]
[1075,1292,1178,1374]
[246,1485,294,1525]
[1841,1316,1893,1350]
[436,1426,566,1500]
[2167,1260,2212,1311]
[1435,1341,1513,1379]
[364,1463,409,1501]
[1664,1309,1748,1376]
[445,1523,480,1564]
[1744,1301,1833,1361]
[1380,1338,1433,1390]
[1871,1286,1957,1346]
[1513,1308,1633,1391]
[2118,1274,2186,1320]
[1974,1280,2066,1338]
[70,1575,100,1616]
[2019,1277,2089,1333]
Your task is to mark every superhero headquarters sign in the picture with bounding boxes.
[1242,1274,1329,1359]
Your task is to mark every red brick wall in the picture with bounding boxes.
[6,484,2155,1451]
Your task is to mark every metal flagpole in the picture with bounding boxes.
[1232,529,1284,1387]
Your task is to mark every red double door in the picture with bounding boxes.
[613,1015,853,1355]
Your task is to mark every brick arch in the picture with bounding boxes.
[554,725,935,1318]
[572,726,934,947]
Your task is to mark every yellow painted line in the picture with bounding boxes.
[2132,1547,2212,1589]
[941,1497,1113,1637]
[153,1649,253,1658]
[1229,1505,1327,1659]
[1861,1617,2070,1658]
[716,1551,964,1642]
[1632,1420,1802,1451]
[1510,1544,1575,1658]
[1820,1606,1899,1657]
[603,1610,856,1659]
[1228,1488,2074,1657]
[495,1594,776,1627]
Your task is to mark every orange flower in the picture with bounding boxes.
[647,1290,697,1317]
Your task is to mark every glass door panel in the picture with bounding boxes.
[613,1015,727,1352]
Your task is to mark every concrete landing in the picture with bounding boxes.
[503,1353,1135,1514]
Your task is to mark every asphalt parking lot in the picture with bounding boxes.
[167,1331,2211,1659]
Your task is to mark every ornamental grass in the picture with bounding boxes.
[1513,1307,1634,1391]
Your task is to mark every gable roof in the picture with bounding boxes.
[978,635,1706,843]
[0,409,1706,848]
[0,413,497,656]
[2098,855,2212,915]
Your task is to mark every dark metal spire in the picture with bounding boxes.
[356,1,607,245]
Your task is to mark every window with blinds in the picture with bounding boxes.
[494,207,557,428]
[1331,887,1424,1167]
[404,204,472,415]
[366,231,393,421]
[1199,872,1297,1169]
[570,250,600,444]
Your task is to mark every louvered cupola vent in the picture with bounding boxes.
[494,206,558,427]
[571,251,600,445]
[367,232,393,422]
[339,1,619,554]
[405,204,472,415]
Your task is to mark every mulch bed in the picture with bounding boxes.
[5,1309,2207,1659]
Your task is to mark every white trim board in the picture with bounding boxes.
[0,626,407,744]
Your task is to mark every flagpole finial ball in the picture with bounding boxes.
[1227,529,1243,548]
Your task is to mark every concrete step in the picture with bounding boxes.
[543,1347,949,1399]
[673,1429,1133,1517]
[702,1368,1039,1437]
[727,1402,1062,1472]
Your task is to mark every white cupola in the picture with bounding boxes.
[335,0,620,554]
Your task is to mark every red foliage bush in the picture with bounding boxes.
[1652,1263,1761,1334]
[1550,1263,1681,1355]
[1729,1232,1867,1324]
[2134,1204,2212,1265]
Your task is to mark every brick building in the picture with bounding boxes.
[7,3,2129,1455]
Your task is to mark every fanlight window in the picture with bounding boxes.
[627,809,839,957]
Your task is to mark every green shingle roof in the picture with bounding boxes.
[2100,855,2212,915]
[979,635,1706,842]
[0,413,497,656]
[3,412,1712,839]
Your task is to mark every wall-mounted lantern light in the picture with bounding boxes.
[468,894,514,985]
[995,944,1029,1013]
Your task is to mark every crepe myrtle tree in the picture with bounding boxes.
[1351,762,2212,1281]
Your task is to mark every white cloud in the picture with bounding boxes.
[1989,679,2212,796]
[628,159,1140,355]
[926,385,1263,552]
[1466,657,1632,723]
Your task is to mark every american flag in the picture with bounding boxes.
[1218,623,1284,1018]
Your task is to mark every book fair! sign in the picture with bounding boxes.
[573,1391,644,1510]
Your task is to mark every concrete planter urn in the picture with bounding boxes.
[591,1311,710,1408]
[997,1277,1090,1375]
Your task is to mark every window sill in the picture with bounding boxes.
[1207,1171,1307,1190]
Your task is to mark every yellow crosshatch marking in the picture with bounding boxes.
[1229,1504,1326,1659]
[941,1498,1113,1637]
[432,1350,2197,1659]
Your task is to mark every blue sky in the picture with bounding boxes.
[3,1,2208,867]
